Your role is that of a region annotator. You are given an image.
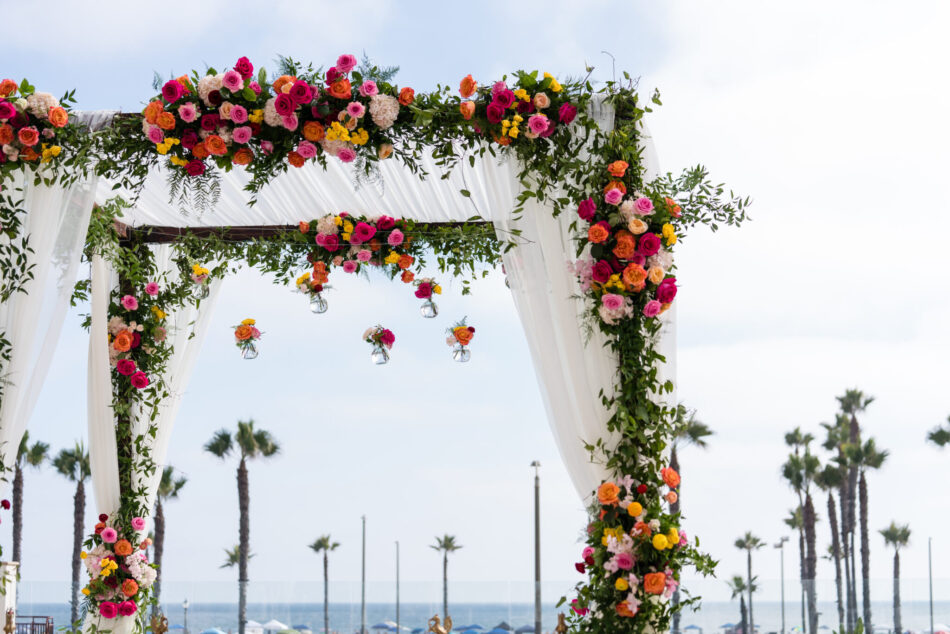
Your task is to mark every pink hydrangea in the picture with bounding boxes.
[121,295,138,310]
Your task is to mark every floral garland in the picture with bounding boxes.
[81,513,156,621]
[0,78,72,176]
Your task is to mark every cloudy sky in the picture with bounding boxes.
[4,0,950,616]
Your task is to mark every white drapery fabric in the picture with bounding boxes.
[0,171,98,480]
[86,248,223,518]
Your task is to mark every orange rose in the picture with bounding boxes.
[604,180,627,195]
[660,302,672,314]
[398,87,415,106]
[459,74,477,98]
[597,482,620,506]
[303,120,325,142]
[47,106,69,128]
[157,111,176,131]
[616,602,636,618]
[327,79,352,100]
[17,127,39,147]
[114,539,133,556]
[665,490,678,504]
[0,124,12,145]
[643,572,666,595]
[459,101,475,120]
[661,466,680,489]
[234,325,253,341]
[143,100,164,125]
[622,263,647,289]
[176,75,193,92]
[0,79,17,98]
[113,331,133,352]
[20,147,39,161]
[299,221,310,233]
[121,579,139,597]
[369,238,382,253]
[287,151,305,167]
[454,327,474,345]
[192,142,210,160]
[397,254,415,270]
[205,135,227,156]
[587,223,610,244]
[665,196,682,218]
[400,270,415,283]
[312,261,329,284]
[232,148,254,165]
[273,75,297,94]
[611,230,636,260]
[607,160,629,178]
[492,134,511,146]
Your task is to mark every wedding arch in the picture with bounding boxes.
[0,55,748,634]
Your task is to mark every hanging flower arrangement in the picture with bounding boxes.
[233,318,261,359]
[363,325,394,365]
[414,277,441,318]
[446,318,475,363]
[190,263,211,299]
[295,269,330,314]
[81,513,156,622]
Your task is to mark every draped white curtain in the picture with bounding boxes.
[87,248,223,518]
[0,171,98,481]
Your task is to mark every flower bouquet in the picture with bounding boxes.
[413,277,441,318]
[0,78,72,177]
[295,265,330,314]
[233,318,261,359]
[190,263,211,299]
[446,318,475,362]
[363,325,395,365]
[81,513,156,624]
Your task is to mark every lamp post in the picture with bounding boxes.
[183,599,189,634]
[531,460,541,634]
[929,537,934,634]
[396,541,401,634]
[775,537,789,634]
[361,515,367,634]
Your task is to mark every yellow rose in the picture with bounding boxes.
[667,528,680,545]
[615,577,630,592]
[513,88,529,101]
[80,552,88,560]
[384,252,400,265]
[81,588,90,596]
[343,221,354,233]
[627,502,643,517]
[433,285,442,294]
[151,307,167,321]
[241,318,256,326]
[342,233,352,242]
[662,223,677,246]
[652,534,669,550]
[334,216,343,226]
[50,145,62,156]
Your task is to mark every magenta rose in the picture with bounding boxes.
[181,128,198,150]
[558,102,578,124]
[116,359,136,376]
[0,100,16,120]
[591,260,612,284]
[99,602,119,620]
[326,67,343,83]
[343,261,358,273]
[117,601,137,617]
[322,234,340,252]
[131,332,141,348]
[234,56,254,80]
[274,93,296,117]
[200,114,220,131]
[185,160,205,177]
[336,54,358,73]
[162,80,184,103]
[414,282,433,299]
[354,222,376,242]
[289,80,313,105]
[493,89,515,109]
[376,216,396,231]
[486,103,504,124]
[578,198,596,222]
[643,300,662,317]
[539,119,556,138]
[656,277,677,303]
[130,371,149,390]
[638,233,661,257]
[616,552,634,570]
[379,329,395,348]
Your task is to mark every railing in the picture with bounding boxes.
[15,616,53,634]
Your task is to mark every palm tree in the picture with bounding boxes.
[850,437,887,634]
[823,413,856,633]
[309,535,340,634]
[880,522,911,634]
[735,533,764,634]
[12,431,49,570]
[782,428,820,634]
[53,443,89,628]
[153,466,187,613]
[815,465,845,634]
[838,389,874,633]
[784,509,806,634]
[669,405,713,634]
[727,575,754,634]
[221,544,254,569]
[430,535,462,621]
[927,418,950,447]
[205,420,280,634]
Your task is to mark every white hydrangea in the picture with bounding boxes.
[319,139,351,158]
[126,552,157,588]
[262,97,282,127]
[216,127,232,145]
[26,92,58,117]
[197,74,223,106]
[315,215,338,236]
[368,94,400,130]
[646,247,673,271]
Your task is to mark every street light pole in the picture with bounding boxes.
[775,537,789,634]
[396,541,401,634]
[361,515,367,634]
[183,599,189,634]
[929,537,934,634]
[531,460,541,634]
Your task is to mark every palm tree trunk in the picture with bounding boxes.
[893,550,901,634]
[840,480,853,634]
[828,493,845,634]
[12,464,23,566]
[747,550,755,634]
[798,525,806,633]
[323,552,329,634]
[859,472,872,633]
[848,416,860,632]
[153,497,166,616]
[70,479,85,629]
[670,446,681,634]
[443,552,449,621]
[238,459,250,634]
[740,596,748,634]
[804,494,818,634]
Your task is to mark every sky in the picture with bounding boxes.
[3,0,950,618]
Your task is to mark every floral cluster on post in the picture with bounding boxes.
[81,513,156,620]
[0,78,71,174]
[108,284,170,391]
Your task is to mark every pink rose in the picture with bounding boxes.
[582,546,595,559]
[130,371,149,389]
[232,126,252,144]
[336,54,358,73]
[656,277,677,303]
[347,102,366,119]
[131,517,146,531]
[359,81,379,97]
[260,140,274,155]
[178,103,197,123]
[491,81,508,95]
[337,147,356,163]
[387,229,404,247]
[116,359,136,376]
[578,198,596,222]
[322,234,340,252]
[601,293,624,311]
[332,256,344,266]
[616,552,634,570]
[604,188,623,206]
[343,261,358,273]
[297,140,317,159]
[281,114,299,131]
[117,601,137,617]
[638,233,661,257]
[99,602,118,619]
[571,600,589,617]
[354,222,376,242]
[221,70,243,92]
[634,197,654,215]
[146,126,164,144]
[379,329,395,348]
[357,249,372,262]
[414,282,432,299]
[249,82,262,96]
[121,295,138,310]
[230,105,248,124]
[145,282,159,296]
[643,300,662,317]
[101,527,118,544]
[376,216,395,231]
[527,114,549,135]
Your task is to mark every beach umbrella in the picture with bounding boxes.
[493,624,513,632]
[292,626,311,632]
[246,622,263,629]
[719,624,735,629]
[371,624,391,631]
[684,627,702,631]
[411,629,424,634]
[201,629,226,634]
[263,621,289,631]
[514,626,535,633]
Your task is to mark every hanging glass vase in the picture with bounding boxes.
[193,283,210,300]
[309,292,328,314]
[241,341,259,360]
[452,344,471,363]
[420,298,439,319]
[371,343,390,365]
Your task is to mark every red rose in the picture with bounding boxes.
[200,114,220,131]
[322,234,340,252]
[0,500,10,510]
[591,260,612,284]
[181,129,198,150]
[208,90,223,106]
[577,198,596,222]
[326,67,343,83]
[379,329,395,347]
[185,160,206,177]
[574,562,586,574]
[131,332,141,348]
[234,56,254,80]
[116,359,136,376]
[638,232,661,257]
[414,282,432,299]
[376,216,396,231]
[656,277,677,303]
[130,371,149,389]
[493,89,515,109]
[486,103,504,124]
[636,484,648,494]
[99,514,108,522]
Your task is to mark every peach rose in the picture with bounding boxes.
[607,160,629,178]
[398,87,415,106]
[287,151,305,167]
[643,572,666,595]
[597,482,620,506]
[303,121,325,142]
[114,539,133,556]
[157,111,177,131]
[143,100,164,125]
[17,127,39,147]
[661,466,680,488]
[665,490,678,504]
[401,270,415,283]
[192,142,210,160]
[377,143,393,160]
[273,75,297,94]
[533,92,551,109]
[454,327,474,345]
[0,79,17,98]
[299,221,310,234]
[205,135,227,156]
[459,101,475,120]
[628,218,648,235]
[587,223,610,244]
[459,74,477,98]
[47,106,69,128]
[612,230,636,260]
[232,148,253,165]
[234,325,253,341]
[113,331,133,352]
[622,263,647,289]
[0,124,13,145]
[648,266,665,285]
